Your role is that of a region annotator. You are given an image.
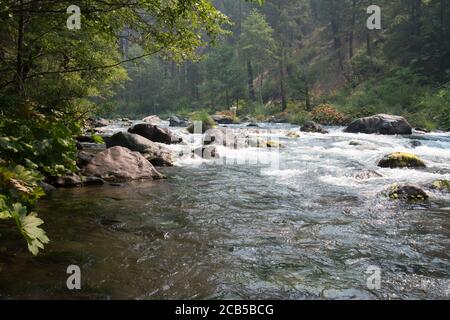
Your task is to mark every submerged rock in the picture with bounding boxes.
[128,123,181,144]
[84,146,164,181]
[409,140,422,148]
[300,121,328,134]
[344,114,412,135]
[378,152,426,168]
[349,141,362,146]
[354,170,383,180]
[49,175,105,188]
[38,181,56,193]
[388,185,429,201]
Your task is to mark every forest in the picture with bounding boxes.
[0,0,449,301]
[113,0,450,131]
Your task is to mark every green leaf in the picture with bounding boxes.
[12,203,49,256]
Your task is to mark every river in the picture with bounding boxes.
[0,122,449,299]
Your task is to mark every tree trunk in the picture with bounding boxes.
[366,31,372,57]
[16,0,25,95]
[226,88,229,108]
[259,71,264,105]
[247,59,256,101]
[279,48,287,111]
[348,0,356,60]
[305,80,311,111]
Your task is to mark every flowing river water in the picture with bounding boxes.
[0,122,449,299]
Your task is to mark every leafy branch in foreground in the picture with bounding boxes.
[0,1,231,255]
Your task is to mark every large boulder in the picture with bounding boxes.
[300,121,329,134]
[142,144,173,167]
[76,151,95,169]
[107,131,154,153]
[344,114,412,135]
[128,123,181,144]
[378,152,426,168]
[388,185,429,201]
[106,131,174,166]
[169,116,188,127]
[84,146,164,181]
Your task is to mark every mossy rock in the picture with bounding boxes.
[286,132,300,138]
[378,152,426,168]
[256,139,283,148]
[349,141,362,146]
[266,141,283,148]
[431,179,450,192]
[388,184,429,201]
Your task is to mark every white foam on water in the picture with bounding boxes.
[260,169,308,178]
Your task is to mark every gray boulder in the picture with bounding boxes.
[169,116,188,127]
[107,131,155,153]
[106,131,173,167]
[345,114,412,135]
[84,146,164,181]
[128,123,181,144]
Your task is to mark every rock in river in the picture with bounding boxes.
[388,185,429,201]
[48,174,105,188]
[107,131,173,167]
[430,179,450,192]
[107,131,155,153]
[84,146,164,181]
[378,152,426,168]
[300,121,328,134]
[169,116,188,127]
[344,114,412,135]
[128,123,182,144]
[192,146,219,159]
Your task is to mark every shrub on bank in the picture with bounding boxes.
[310,104,349,125]
[187,110,216,133]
